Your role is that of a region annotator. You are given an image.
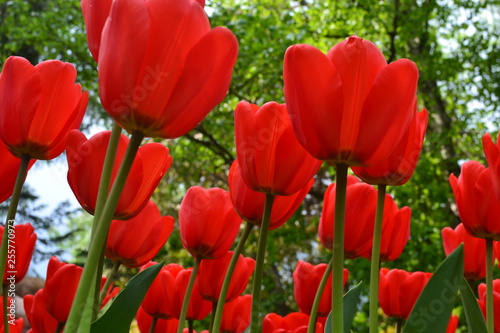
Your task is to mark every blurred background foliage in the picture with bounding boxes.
[1,0,499,331]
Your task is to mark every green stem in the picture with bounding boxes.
[149,317,158,333]
[177,257,201,333]
[396,318,403,333]
[55,322,64,333]
[64,131,144,332]
[250,194,275,333]
[0,154,30,333]
[188,320,194,333]
[209,301,217,333]
[486,238,494,333]
[98,261,121,307]
[331,163,348,333]
[91,123,122,320]
[212,223,254,333]
[369,184,387,333]
[307,260,333,333]
[2,284,8,333]
[0,154,30,281]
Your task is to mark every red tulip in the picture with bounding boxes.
[262,313,322,333]
[319,175,376,258]
[43,257,108,325]
[44,257,83,324]
[24,289,59,333]
[136,306,179,333]
[106,200,174,268]
[378,268,432,320]
[228,160,313,230]
[81,0,113,61]
[495,241,500,268]
[220,295,252,333]
[179,186,241,259]
[351,107,428,185]
[0,56,88,160]
[173,268,212,321]
[141,262,184,319]
[293,260,348,317]
[478,279,500,332]
[283,36,418,167]
[483,132,500,200]
[446,315,459,333]
[66,130,172,220]
[197,251,255,303]
[449,160,500,240]
[0,144,36,203]
[442,223,487,280]
[98,0,237,139]
[360,197,411,262]
[0,223,36,283]
[234,101,322,196]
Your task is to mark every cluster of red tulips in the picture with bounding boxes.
[0,0,499,332]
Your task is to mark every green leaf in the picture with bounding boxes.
[90,262,163,333]
[403,244,464,333]
[324,282,363,333]
[343,282,362,333]
[460,276,487,333]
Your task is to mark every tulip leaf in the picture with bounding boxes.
[459,276,487,332]
[324,282,362,333]
[90,262,163,333]
[403,244,463,333]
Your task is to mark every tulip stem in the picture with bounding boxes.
[369,184,386,333]
[209,301,217,332]
[99,261,121,307]
[396,318,403,333]
[250,193,275,333]
[0,154,30,333]
[331,163,348,333]
[64,131,144,332]
[188,320,194,333]
[307,260,333,333]
[212,222,254,333]
[91,123,122,320]
[177,257,201,333]
[486,237,494,333]
[149,317,158,333]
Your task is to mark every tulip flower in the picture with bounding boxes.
[24,289,59,333]
[478,280,500,333]
[98,0,238,139]
[483,132,500,200]
[0,223,36,283]
[0,144,36,204]
[173,268,212,321]
[136,306,179,333]
[293,261,348,317]
[141,262,184,319]
[283,35,418,167]
[378,268,432,320]
[319,175,377,258]
[105,200,174,268]
[81,0,113,62]
[220,295,252,333]
[228,160,314,230]
[234,101,322,196]
[0,56,88,160]
[262,313,322,333]
[447,315,459,333]
[179,186,241,260]
[351,107,428,185]
[197,251,255,303]
[360,197,412,262]
[449,160,500,241]
[495,241,500,268]
[66,130,172,220]
[442,223,487,280]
